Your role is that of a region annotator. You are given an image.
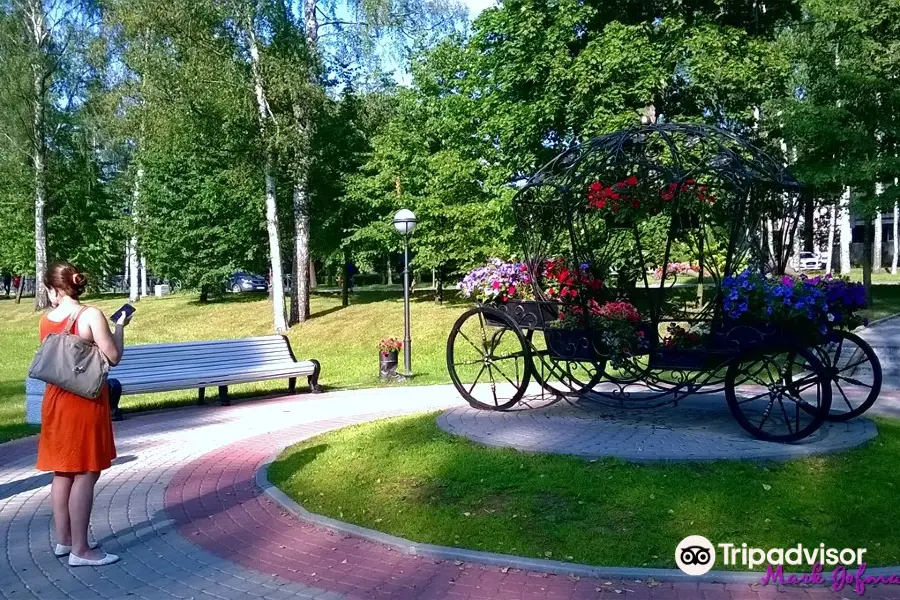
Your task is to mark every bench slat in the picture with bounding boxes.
[123,364,317,395]
[113,360,307,386]
[122,335,290,353]
[111,349,294,373]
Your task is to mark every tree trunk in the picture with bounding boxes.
[128,235,139,302]
[804,195,815,252]
[826,204,837,274]
[247,17,288,333]
[15,275,25,304]
[140,254,148,298]
[387,256,393,285]
[863,218,873,305]
[341,253,350,308]
[309,259,317,289]
[434,265,443,305]
[289,183,311,324]
[199,284,209,304]
[840,186,852,274]
[875,182,884,272]
[893,197,899,276]
[874,211,883,272]
[28,0,48,310]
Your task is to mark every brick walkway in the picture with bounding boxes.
[2,385,900,599]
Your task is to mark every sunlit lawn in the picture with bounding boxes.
[270,413,899,570]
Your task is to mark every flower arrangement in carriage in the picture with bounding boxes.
[661,269,869,352]
[456,258,558,327]
[539,257,649,364]
[584,174,718,227]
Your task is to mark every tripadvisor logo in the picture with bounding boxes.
[675,535,716,576]
[674,536,869,576]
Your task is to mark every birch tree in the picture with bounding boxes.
[840,187,852,274]
[245,6,288,333]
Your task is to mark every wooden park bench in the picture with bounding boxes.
[25,335,321,424]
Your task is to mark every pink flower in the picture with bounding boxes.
[492,281,501,289]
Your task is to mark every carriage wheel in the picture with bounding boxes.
[446,307,532,410]
[725,346,832,443]
[803,331,881,422]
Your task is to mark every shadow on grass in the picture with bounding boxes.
[0,423,40,444]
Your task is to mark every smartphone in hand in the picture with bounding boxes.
[110,303,136,324]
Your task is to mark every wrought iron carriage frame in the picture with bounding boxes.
[446,123,882,443]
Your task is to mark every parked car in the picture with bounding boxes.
[228,272,268,293]
[793,251,825,271]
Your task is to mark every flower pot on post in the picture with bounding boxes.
[380,351,399,380]
[378,337,403,380]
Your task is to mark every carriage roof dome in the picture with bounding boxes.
[517,122,800,196]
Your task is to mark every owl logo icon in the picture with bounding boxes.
[675,536,716,575]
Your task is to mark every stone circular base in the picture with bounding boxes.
[437,394,878,461]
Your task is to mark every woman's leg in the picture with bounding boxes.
[51,473,75,545]
[69,471,102,558]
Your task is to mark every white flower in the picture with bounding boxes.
[827,313,835,322]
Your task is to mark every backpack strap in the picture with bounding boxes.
[65,306,88,335]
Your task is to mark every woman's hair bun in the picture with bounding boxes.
[44,262,88,299]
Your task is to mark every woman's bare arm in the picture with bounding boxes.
[83,307,125,366]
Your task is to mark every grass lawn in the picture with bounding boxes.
[269,413,900,570]
[0,290,467,443]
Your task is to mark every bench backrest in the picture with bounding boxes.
[110,335,295,385]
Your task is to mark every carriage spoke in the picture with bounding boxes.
[838,375,872,388]
[457,328,486,356]
[834,380,855,411]
[467,366,487,396]
[486,365,500,407]
[777,396,795,436]
[454,359,483,366]
[735,391,771,405]
[491,360,521,391]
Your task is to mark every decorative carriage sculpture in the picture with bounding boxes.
[446,124,881,443]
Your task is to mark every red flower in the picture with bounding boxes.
[590,181,603,192]
[508,285,517,296]
[492,281,501,289]
[611,203,620,213]
[626,176,639,186]
[595,199,606,209]
[609,192,620,200]
[617,181,628,188]
[637,330,645,337]
[686,179,695,185]
[631,199,641,209]
[570,289,578,298]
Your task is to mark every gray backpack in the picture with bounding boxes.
[28,307,109,399]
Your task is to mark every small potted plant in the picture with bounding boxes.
[378,338,403,380]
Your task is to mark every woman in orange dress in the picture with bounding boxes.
[36,262,132,567]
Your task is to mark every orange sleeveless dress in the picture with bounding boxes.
[35,313,117,473]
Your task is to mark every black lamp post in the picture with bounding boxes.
[393,209,418,377]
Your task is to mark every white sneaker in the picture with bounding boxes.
[54,542,99,557]
[68,552,119,567]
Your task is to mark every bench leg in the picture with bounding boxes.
[198,387,206,405]
[288,377,297,394]
[219,385,230,406]
[308,359,322,393]
[108,378,123,422]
